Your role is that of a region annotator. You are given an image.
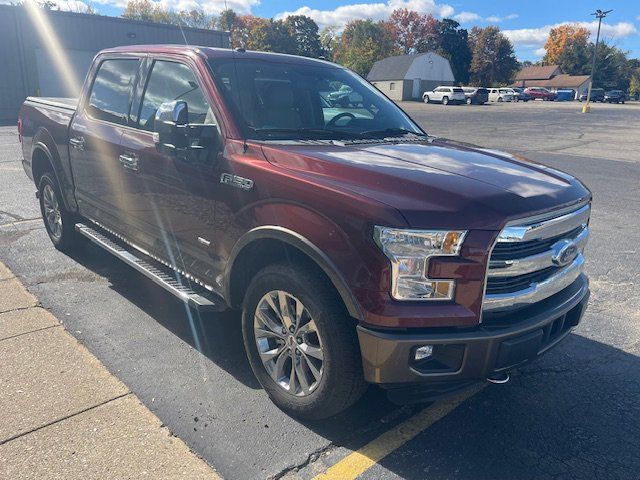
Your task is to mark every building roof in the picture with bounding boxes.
[512,74,591,88]
[515,65,561,81]
[367,54,418,81]
[367,52,448,81]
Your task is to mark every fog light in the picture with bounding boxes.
[414,345,434,361]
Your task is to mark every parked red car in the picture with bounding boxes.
[19,46,590,419]
[524,87,557,101]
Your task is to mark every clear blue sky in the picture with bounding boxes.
[35,0,640,61]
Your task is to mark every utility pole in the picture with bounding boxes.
[582,9,612,113]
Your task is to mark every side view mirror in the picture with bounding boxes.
[154,100,188,155]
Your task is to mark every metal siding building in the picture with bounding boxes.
[0,5,229,122]
[367,52,455,101]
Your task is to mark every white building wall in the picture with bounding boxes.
[404,52,455,84]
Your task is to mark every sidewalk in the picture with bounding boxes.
[0,262,221,479]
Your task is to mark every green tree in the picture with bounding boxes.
[319,26,341,61]
[218,8,237,32]
[433,19,472,84]
[122,0,177,24]
[588,42,630,90]
[334,19,397,75]
[252,19,296,54]
[469,26,518,86]
[176,9,216,29]
[284,15,324,58]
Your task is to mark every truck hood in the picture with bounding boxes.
[260,138,591,230]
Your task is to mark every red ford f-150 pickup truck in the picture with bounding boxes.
[19,45,591,419]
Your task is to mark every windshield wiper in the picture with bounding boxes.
[359,128,428,139]
[250,127,360,140]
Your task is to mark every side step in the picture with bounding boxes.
[75,223,225,313]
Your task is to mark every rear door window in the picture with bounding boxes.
[87,58,139,125]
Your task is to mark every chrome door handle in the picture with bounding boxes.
[69,137,84,150]
[119,153,139,172]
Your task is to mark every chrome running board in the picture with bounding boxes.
[75,223,225,313]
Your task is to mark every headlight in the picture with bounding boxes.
[374,227,467,301]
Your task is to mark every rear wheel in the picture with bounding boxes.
[442,96,449,105]
[242,263,367,419]
[38,172,85,252]
[423,95,430,104]
[497,97,503,103]
[466,97,472,105]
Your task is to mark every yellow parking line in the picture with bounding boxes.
[313,384,485,480]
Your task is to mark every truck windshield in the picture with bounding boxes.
[207,58,424,141]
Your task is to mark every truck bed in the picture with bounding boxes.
[25,97,77,111]
[19,97,77,208]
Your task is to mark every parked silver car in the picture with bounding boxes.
[488,88,516,102]
[423,86,466,105]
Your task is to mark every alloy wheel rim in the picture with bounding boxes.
[254,290,324,397]
[42,184,62,241]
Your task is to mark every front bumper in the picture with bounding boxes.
[357,274,589,400]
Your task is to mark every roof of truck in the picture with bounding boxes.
[103,45,340,68]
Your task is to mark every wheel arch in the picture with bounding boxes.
[225,226,363,322]
[31,129,76,211]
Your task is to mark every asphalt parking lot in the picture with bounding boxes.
[1,100,639,480]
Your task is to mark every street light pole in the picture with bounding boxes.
[582,9,612,113]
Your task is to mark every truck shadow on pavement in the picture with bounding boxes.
[370,332,640,480]
[67,245,640,480]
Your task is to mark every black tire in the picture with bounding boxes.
[423,95,430,104]
[38,172,85,252]
[497,97,503,103]
[466,97,472,105]
[242,263,367,419]
[442,96,449,105]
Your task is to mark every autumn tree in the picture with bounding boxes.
[543,24,590,74]
[333,19,397,75]
[385,9,433,54]
[469,26,518,86]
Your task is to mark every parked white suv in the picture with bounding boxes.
[423,86,466,105]
[488,88,516,102]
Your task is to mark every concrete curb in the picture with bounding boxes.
[0,262,222,479]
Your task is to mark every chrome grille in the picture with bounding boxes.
[483,202,590,312]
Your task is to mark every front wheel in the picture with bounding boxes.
[242,264,367,419]
[38,172,85,252]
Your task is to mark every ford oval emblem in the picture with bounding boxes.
[551,239,579,267]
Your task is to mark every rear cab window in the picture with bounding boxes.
[87,58,139,125]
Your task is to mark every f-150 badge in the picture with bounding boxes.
[220,173,254,190]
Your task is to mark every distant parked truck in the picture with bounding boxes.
[604,90,626,104]
[422,86,466,105]
[579,88,605,102]
[461,87,489,105]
